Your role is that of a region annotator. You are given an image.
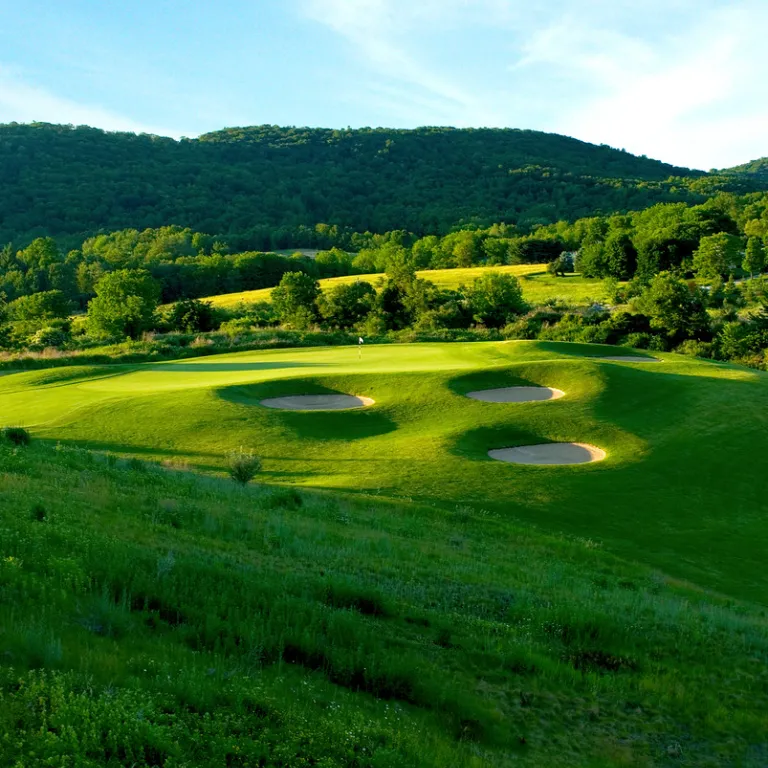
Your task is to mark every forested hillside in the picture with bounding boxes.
[1,122,763,248]
[726,158,768,179]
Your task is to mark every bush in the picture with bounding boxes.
[675,339,715,359]
[622,332,653,349]
[227,449,262,485]
[167,299,218,333]
[3,427,31,446]
[30,326,70,348]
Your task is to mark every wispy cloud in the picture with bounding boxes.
[0,66,180,137]
[300,0,505,124]
[301,0,768,168]
[510,2,768,168]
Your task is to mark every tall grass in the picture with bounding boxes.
[1,441,767,765]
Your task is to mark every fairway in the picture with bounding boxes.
[198,264,612,309]
[3,340,767,604]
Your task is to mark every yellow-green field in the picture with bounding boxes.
[198,265,612,310]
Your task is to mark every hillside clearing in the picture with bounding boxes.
[196,265,612,310]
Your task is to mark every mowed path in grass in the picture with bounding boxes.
[199,264,610,309]
[2,340,767,602]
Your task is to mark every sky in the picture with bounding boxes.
[0,0,766,170]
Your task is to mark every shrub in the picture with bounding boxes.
[227,449,262,485]
[622,332,653,349]
[675,339,715,359]
[4,427,31,446]
[167,298,218,333]
[30,326,70,348]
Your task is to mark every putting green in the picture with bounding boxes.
[2,339,768,602]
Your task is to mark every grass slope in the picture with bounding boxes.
[2,441,768,766]
[199,265,611,310]
[1,340,767,605]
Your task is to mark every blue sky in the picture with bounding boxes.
[0,0,766,170]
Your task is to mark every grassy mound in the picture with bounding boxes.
[2,442,767,766]
[2,341,766,604]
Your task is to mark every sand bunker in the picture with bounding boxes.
[592,355,661,363]
[467,386,564,403]
[260,395,374,411]
[488,442,606,465]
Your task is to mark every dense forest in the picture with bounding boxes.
[1,122,766,249]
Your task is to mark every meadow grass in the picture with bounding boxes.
[199,265,611,310]
[1,340,767,607]
[2,439,767,766]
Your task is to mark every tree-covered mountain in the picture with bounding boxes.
[1,122,763,249]
[724,157,768,179]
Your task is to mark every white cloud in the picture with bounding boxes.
[0,66,180,137]
[510,2,768,168]
[301,0,768,168]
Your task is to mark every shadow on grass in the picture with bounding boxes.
[447,368,551,397]
[148,362,326,372]
[218,381,396,442]
[534,341,659,360]
[44,438,226,473]
[450,425,548,462]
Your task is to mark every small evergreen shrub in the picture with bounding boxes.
[228,449,262,485]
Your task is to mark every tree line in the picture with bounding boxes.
[1,122,765,250]
[2,189,767,313]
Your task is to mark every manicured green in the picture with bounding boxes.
[2,340,766,605]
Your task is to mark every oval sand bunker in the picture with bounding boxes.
[467,386,564,403]
[488,442,606,465]
[260,395,374,411]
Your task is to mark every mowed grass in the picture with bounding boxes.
[2,440,768,766]
[2,340,767,605]
[200,264,610,309]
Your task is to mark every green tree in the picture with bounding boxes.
[168,298,217,333]
[743,237,766,278]
[637,272,710,343]
[318,281,375,328]
[86,269,160,339]
[19,237,60,270]
[692,233,743,280]
[411,235,440,268]
[576,242,607,278]
[465,273,527,328]
[271,271,320,327]
[7,290,71,327]
[481,237,510,265]
[603,232,637,279]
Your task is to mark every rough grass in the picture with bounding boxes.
[199,264,613,310]
[2,340,766,604]
[1,441,767,766]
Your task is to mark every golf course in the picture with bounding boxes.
[3,339,767,604]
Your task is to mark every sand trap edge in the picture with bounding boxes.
[488,442,606,466]
[466,386,564,403]
[260,395,375,411]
